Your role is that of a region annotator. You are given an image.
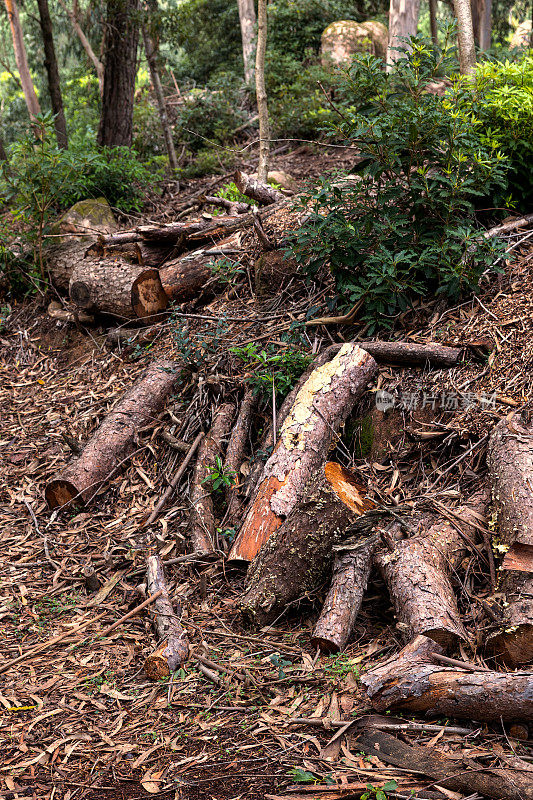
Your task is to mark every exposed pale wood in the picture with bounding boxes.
[234,170,284,205]
[144,555,188,679]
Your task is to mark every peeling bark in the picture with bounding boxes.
[234,170,284,205]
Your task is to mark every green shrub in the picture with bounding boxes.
[288,35,508,330]
[230,342,312,401]
[173,74,247,152]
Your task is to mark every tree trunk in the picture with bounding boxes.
[189,403,235,553]
[487,573,533,666]
[36,0,68,148]
[237,0,256,84]
[223,388,257,527]
[362,634,533,724]
[228,343,378,562]
[58,0,104,96]
[255,0,269,183]
[387,0,421,68]
[471,0,491,48]
[98,0,139,147]
[4,0,41,121]
[70,259,168,319]
[234,170,284,205]
[45,360,180,508]
[144,555,189,679]
[159,255,213,302]
[241,462,372,627]
[453,0,476,75]
[142,18,178,171]
[0,131,8,162]
[429,0,438,46]
[45,239,97,292]
[375,492,487,648]
[312,535,379,653]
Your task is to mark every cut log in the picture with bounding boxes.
[144,554,189,679]
[375,492,487,648]
[240,462,372,627]
[160,255,214,302]
[87,239,175,268]
[354,727,533,800]
[320,340,463,367]
[69,259,168,320]
[228,343,378,562]
[189,402,235,553]
[45,360,180,509]
[223,388,257,527]
[361,634,533,723]
[45,238,97,292]
[311,534,378,653]
[234,170,285,204]
[487,415,533,665]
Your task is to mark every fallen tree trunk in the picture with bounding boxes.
[189,402,235,553]
[311,534,378,653]
[87,239,175,268]
[201,194,251,215]
[223,388,257,527]
[229,343,378,562]
[45,238,97,292]
[159,238,243,301]
[375,492,487,648]
[240,462,372,626]
[354,727,533,800]
[486,415,533,665]
[144,554,189,679]
[70,259,168,319]
[45,360,180,508]
[234,170,285,204]
[361,634,533,723]
[321,340,463,367]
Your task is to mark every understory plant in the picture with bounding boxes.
[288,32,508,329]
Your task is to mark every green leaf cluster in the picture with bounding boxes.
[230,342,312,401]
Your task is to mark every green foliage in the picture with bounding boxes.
[230,342,311,401]
[174,74,247,153]
[288,34,508,330]
[361,780,398,800]
[209,256,245,284]
[202,455,236,492]
[215,182,250,204]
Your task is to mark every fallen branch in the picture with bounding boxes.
[144,555,189,679]
[234,170,285,204]
[223,388,257,527]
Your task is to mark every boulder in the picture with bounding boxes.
[53,197,117,241]
[321,20,388,67]
[267,170,298,193]
[510,20,532,49]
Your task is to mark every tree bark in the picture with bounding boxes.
[45,360,180,508]
[3,0,41,121]
[375,492,487,648]
[471,0,491,48]
[144,554,189,679]
[453,0,476,75]
[98,0,139,147]
[142,15,178,171]
[159,255,213,302]
[312,535,379,653]
[223,388,257,527]
[58,0,104,96]
[45,238,97,292]
[238,0,256,84]
[362,634,533,724]
[189,403,235,553]
[36,0,68,148]
[429,0,438,46]
[228,343,378,562]
[70,259,168,319]
[255,0,269,183]
[486,573,533,666]
[387,0,421,68]
[234,170,284,205]
[241,462,372,627]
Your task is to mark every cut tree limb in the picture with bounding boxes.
[319,340,463,367]
[189,403,235,553]
[70,259,168,319]
[228,343,378,562]
[45,360,180,509]
[234,170,285,205]
[375,492,487,647]
[240,462,373,627]
[223,388,257,527]
[144,554,189,679]
[361,634,533,723]
[312,534,379,653]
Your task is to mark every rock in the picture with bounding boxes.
[254,250,300,297]
[53,198,117,241]
[321,20,388,67]
[510,20,532,49]
[267,170,298,193]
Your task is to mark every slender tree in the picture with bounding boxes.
[387,0,421,68]
[36,0,68,148]
[97,0,139,147]
[471,0,491,49]
[142,5,177,171]
[429,0,438,46]
[238,0,256,84]
[3,0,41,121]
[453,0,476,74]
[255,0,269,182]
[58,0,104,96]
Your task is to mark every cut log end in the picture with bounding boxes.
[487,623,533,667]
[144,637,189,680]
[45,479,81,510]
[132,269,169,318]
[324,461,374,514]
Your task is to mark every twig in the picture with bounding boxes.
[23,499,56,566]
[432,653,490,672]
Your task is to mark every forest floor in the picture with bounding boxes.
[2,145,533,800]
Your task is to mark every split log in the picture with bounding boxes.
[487,414,533,665]
[223,388,257,527]
[375,493,487,648]
[234,170,285,205]
[229,343,378,562]
[311,535,378,653]
[354,726,533,800]
[189,402,235,553]
[69,259,168,320]
[45,360,180,509]
[240,462,372,627]
[144,554,189,679]
[361,634,533,723]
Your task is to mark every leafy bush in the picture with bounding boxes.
[230,342,311,401]
[288,35,508,330]
[174,74,247,152]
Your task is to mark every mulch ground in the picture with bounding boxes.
[2,150,533,800]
